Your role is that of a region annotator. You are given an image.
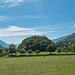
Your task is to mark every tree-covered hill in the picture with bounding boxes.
[56,32,75,48]
[18,35,55,51]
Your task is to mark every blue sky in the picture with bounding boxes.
[0,0,75,44]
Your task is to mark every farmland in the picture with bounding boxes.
[0,56,75,75]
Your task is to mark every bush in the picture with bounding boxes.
[73,50,75,53]
[28,50,33,55]
[35,50,40,55]
[19,49,26,55]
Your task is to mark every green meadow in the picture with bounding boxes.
[0,56,75,75]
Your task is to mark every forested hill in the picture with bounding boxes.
[56,32,75,48]
[18,35,55,51]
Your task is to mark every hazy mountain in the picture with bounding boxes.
[56,32,75,48]
[0,40,9,48]
[52,36,67,43]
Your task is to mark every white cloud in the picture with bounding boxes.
[0,0,39,8]
[0,25,58,38]
[0,0,24,8]
[0,26,42,37]
[3,0,23,3]
[0,25,57,44]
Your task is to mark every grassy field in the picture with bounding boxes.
[0,56,75,75]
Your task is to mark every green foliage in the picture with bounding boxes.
[65,50,68,53]
[5,48,9,52]
[73,50,75,53]
[18,48,26,55]
[18,35,55,52]
[62,48,65,52]
[0,48,2,53]
[57,47,62,54]
[35,50,40,54]
[46,44,56,54]
[72,44,75,50]
[56,33,75,52]
[9,44,16,54]
[28,50,33,54]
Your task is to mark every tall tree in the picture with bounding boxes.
[46,45,56,54]
[72,44,75,50]
[57,47,62,54]
[9,44,16,54]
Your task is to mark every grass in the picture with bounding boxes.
[0,56,75,75]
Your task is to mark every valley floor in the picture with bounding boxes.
[0,56,75,75]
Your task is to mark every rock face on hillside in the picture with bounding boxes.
[18,35,55,51]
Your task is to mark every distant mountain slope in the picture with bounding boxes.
[0,44,3,48]
[56,32,75,48]
[52,36,67,43]
[0,40,9,48]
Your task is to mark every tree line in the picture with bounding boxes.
[0,35,75,55]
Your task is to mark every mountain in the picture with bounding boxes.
[52,36,67,43]
[0,40,9,48]
[56,32,75,48]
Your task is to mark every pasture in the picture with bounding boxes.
[0,56,75,75]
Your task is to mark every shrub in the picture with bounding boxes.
[35,50,40,55]
[19,49,26,55]
[28,50,33,55]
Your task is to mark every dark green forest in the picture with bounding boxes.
[18,35,55,51]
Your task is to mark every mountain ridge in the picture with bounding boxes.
[56,32,75,48]
[0,32,75,48]
[52,36,68,43]
[0,40,9,48]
